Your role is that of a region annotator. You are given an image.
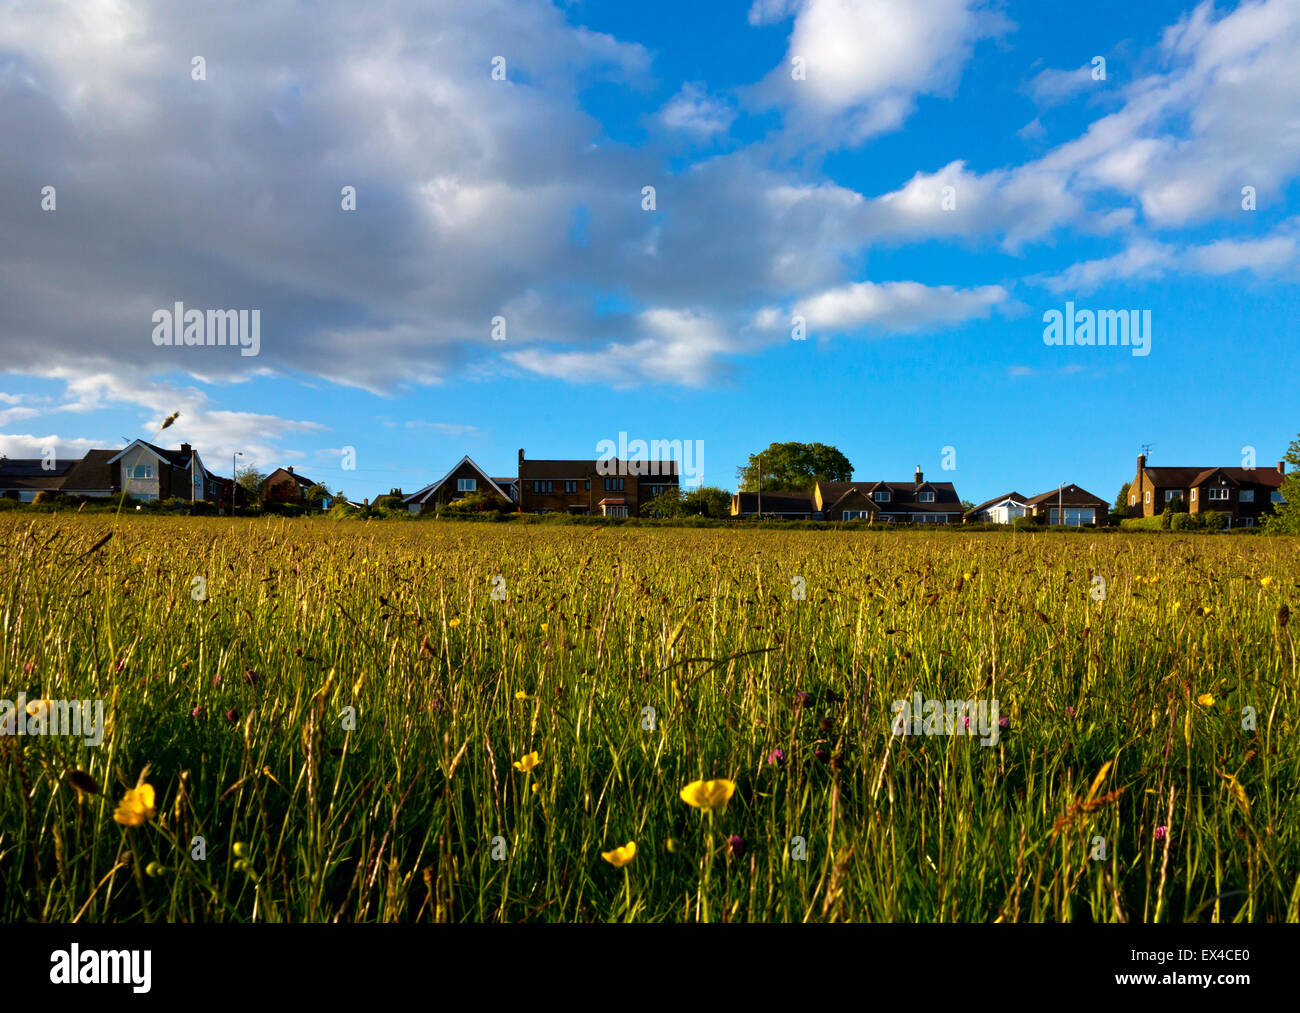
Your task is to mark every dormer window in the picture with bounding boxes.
[919,491,934,503]
[457,478,476,492]
[873,490,890,503]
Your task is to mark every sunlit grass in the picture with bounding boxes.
[1,516,1296,922]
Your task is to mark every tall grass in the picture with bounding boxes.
[1,516,1296,922]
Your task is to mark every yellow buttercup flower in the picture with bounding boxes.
[113,783,157,826]
[601,841,636,867]
[513,751,540,773]
[1197,693,1215,707]
[515,691,528,700]
[448,618,461,628]
[679,778,736,812]
[1259,576,1273,588]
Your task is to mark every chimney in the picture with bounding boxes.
[1137,453,1146,472]
[180,442,191,456]
[287,466,294,474]
[914,465,923,484]
[1278,461,1286,475]
[518,448,525,472]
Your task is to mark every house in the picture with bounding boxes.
[1024,484,1109,526]
[264,466,329,507]
[108,441,222,502]
[810,468,963,524]
[730,491,815,518]
[517,449,678,516]
[1128,453,1286,529]
[0,450,119,502]
[964,492,1030,524]
[403,456,513,514]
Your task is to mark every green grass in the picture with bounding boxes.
[1,516,1297,922]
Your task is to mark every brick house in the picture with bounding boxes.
[1024,484,1109,526]
[1,450,118,502]
[264,466,330,507]
[517,449,678,516]
[1128,453,1286,528]
[403,456,514,514]
[811,468,963,523]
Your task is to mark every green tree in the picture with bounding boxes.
[736,442,852,493]
[1114,481,1131,514]
[1264,433,1300,534]
[235,465,266,500]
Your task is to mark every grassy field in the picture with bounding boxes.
[1,515,1297,923]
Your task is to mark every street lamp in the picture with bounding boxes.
[232,451,243,512]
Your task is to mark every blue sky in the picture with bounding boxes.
[2,0,1298,504]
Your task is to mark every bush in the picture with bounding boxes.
[32,490,63,505]
[1120,516,1166,531]
[1202,510,1229,531]
[1011,516,1037,531]
[1170,511,1198,532]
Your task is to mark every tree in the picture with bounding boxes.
[736,442,852,493]
[303,483,330,509]
[1111,481,1132,524]
[641,485,732,518]
[235,466,266,500]
[1264,433,1300,534]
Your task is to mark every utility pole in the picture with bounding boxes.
[757,453,762,519]
[232,451,243,513]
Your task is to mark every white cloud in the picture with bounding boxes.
[774,279,1008,334]
[752,0,1010,145]
[658,83,736,138]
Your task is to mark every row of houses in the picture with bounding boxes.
[4,443,1288,528]
[0,440,236,505]
[0,440,333,511]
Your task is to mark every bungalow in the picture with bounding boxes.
[964,492,1030,525]
[403,455,513,514]
[730,491,814,519]
[517,448,677,516]
[1025,484,1109,526]
[1128,453,1285,529]
[813,468,963,524]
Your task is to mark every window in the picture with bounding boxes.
[605,477,624,491]
[911,513,945,524]
[1129,495,1135,506]
[919,491,935,503]
[1144,490,1151,504]
[533,480,552,493]
[1272,491,1285,504]
[604,505,627,518]
[1239,489,1254,503]
[1051,507,1095,526]
[1165,489,1184,503]
[873,490,890,503]
[457,478,476,493]
[132,464,153,479]
[1190,488,1197,503]
[1207,487,1230,501]
[1240,517,1255,527]
[843,510,870,520]
[564,480,579,493]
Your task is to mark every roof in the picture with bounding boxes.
[521,458,679,480]
[964,492,1028,518]
[60,450,117,491]
[1142,466,1283,490]
[404,456,512,505]
[820,478,963,513]
[1024,484,1109,507]
[267,468,315,489]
